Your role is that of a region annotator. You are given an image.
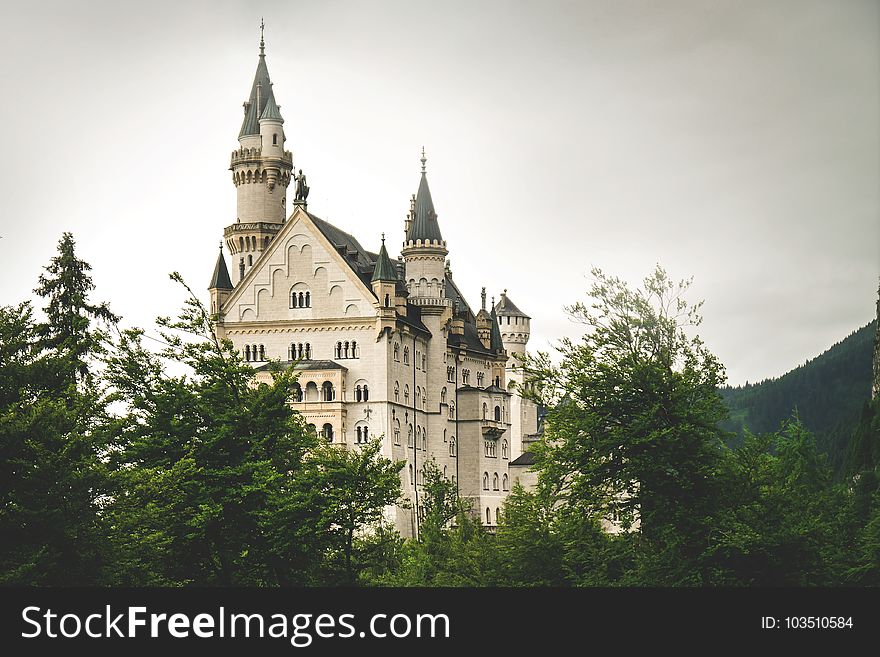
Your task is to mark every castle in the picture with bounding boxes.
[208,31,540,537]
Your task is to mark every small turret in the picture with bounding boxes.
[476,286,492,348]
[208,244,233,318]
[495,289,531,358]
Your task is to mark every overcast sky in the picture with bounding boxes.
[0,0,877,385]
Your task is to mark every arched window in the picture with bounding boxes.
[502,474,509,491]
[259,345,265,361]
[292,382,303,402]
[482,473,489,490]
[415,387,421,406]
[404,385,409,404]
[393,343,400,361]
[394,382,399,402]
[486,508,491,524]
[322,423,334,442]
[394,420,401,445]
[322,382,335,401]
[351,341,358,358]
[496,507,500,524]
[355,385,362,402]
[409,464,414,486]
[344,341,350,358]
[239,236,244,251]
[384,293,390,307]
[362,384,369,401]
[335,342,342,358]
[304,343,311,359]
[248,254,253,266]
[272,133,278,145]
[407,425,413,447]
[441,387,447,404]
[403,346,409,364]
[493,473,499,490]
[495,376,500,387]
[422,354,426,370]
[422,432,427,451]
[449,402,455,419]
[482,402,488,419]
[502,440,508,459]
[245,345,251,361]
[305,291,311,307]
[449,437,456,457]
[477,372,484,387]
[494,405,501,422]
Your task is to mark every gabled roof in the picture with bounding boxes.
[308,212,377,289]
[406,171,443,243]
[239,49,272,138]
[495,291,529,319]
[208,249,233,290]
[510,451,536,467]
[371,239,398,283]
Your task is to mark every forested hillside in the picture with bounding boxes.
[720,320,876,472]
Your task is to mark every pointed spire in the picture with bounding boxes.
[481,287,487,311]
[209,245,233,290]
[406,148,444,243]
[239,22,273,138]
[490,297,504,352]
[260,86,284,122]
[372,234,398,283]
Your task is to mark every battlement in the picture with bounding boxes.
[230,147,293,168]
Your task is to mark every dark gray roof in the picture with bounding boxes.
[495,292,529,319]
[510,451,536,466]
[260,88,283,122]
[406,172,443,242]
[397,304,430,335]
[448,320,496,357]
[309,212,377,289]
[371,240,398,283]
[254,359,348,372]
[483,384,509,395]
[239,50,272,138]
[444,275,475,323]
[208,249,233,290]
[490,305,504,353]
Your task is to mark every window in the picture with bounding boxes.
[362,384,368,401]
[407,425,413,448]
[409,464,414,486]
[355,385,362,402]
[502,473,509,491]
[415,350,420,369]
[494,405,501,422]
[482,402,488,420]
[248,254,253,266]
[449,437,456,457]
[272,133,277,145]
[403,346,409,365]
[290,287,312,308]
[292,382,303,402]
[441,387,447,404]
[394,381,400,402]
[404,385,409,404]
[422,354,426,370]
[245,345,251,361]
[394,420,401,445]
[448,402,455,420]
[422,432,427,451]
[494,376,500,387]
[485,441,496,457]
[493,473,499,490]
[356,425,369,444]
[462,369,470,385]
[322,423,334,442]
[496,507,500,524]
[290,343,311,360]
[447,366,454,382]
[482,472,489,490]
[502,440,508,459]
[393,343,400,361]
[259,345,265,361]
[322,381,335,401]
[351,341,358,358]
[384,293,390,307]
[477,372,484,387]
[335,342,341,358]
[415,386,421,407]
[486,508,491,524]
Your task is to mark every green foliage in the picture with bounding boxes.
[0,232,117,584]
[523,266,729,585]
[720,320,876,474]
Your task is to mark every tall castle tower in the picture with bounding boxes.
[224,25,294,285]
[495,291,535,459]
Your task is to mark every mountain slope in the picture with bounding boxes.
[719,319,876,473]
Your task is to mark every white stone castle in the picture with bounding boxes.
[208,31,540,537]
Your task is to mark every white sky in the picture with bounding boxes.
[0,0,877,385]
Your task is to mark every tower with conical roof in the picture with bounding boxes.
[401,149,449,304]
[224,23,294,285]
[208,243,233,317]
[495,290,535,459]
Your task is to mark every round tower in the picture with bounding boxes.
[495,290,530,358]
[224,27,293,285]
[401,149,449,303]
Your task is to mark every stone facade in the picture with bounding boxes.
[209,36,540,537]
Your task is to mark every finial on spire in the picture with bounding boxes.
[219,241,223,251]
[259,18,265,56]
[481,287,487,311]
[381,232,386,244]
[420,146,427,173]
